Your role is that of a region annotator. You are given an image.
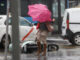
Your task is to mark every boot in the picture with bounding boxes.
[37,41,42,56]
[42,44,47,56]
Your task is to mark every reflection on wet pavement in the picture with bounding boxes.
[1,45,80,60]
[21,45,80,60]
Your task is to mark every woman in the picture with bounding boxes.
[36,19,55,56]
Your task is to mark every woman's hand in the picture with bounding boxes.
[52,18,55,22]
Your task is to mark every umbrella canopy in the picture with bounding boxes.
[28,4,51,23]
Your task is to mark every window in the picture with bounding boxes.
[19,17,32,26]
[0,17,2,19]
[8,18,12,25]
[52,0,58,17]
[61,0,65,17]
[69,0,79,7]
[0,0,7,14]
[4,18,12,25]
[5,17,32,26]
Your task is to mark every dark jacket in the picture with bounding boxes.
[39,22,48,31]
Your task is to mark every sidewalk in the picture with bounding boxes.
[47,36,71,45]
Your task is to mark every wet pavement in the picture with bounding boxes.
[20,45,80,60]
[0,40,80,60]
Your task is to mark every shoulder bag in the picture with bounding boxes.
[46,22,54,32]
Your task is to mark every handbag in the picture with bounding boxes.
[46,22,54,32]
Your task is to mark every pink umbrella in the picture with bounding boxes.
[28,4,51,23]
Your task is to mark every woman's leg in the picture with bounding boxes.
[42,43,47,56]
[41,31,48,56]
[37,41,41,55]
[36,30,42,55]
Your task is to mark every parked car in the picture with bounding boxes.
[62,8,80,45]
[0,15,37,48]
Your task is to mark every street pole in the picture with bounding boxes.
[58,0,61,34]
[10,0,21,60]
[4,0,9,60]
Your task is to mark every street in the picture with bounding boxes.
[0,39,80,60]
[0,0,80,60]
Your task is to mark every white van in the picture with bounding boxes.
[62,8,80,45]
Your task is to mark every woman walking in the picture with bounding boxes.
[36,19,55,56]
[28,4,55,56]
[36,22,48,56]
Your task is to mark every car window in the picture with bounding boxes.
[4,17,32,26]
[8,18,12,25]
[19,17,32,26]
[4,18,12,25]
[0,17,2,19]
[0,17,3,25]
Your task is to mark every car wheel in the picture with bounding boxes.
[69,37,76,45]
[48,44,59,51]
[22,44,33,53]
[73,33,80,45]
[22,44,28,53]
[1,35,11,49]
